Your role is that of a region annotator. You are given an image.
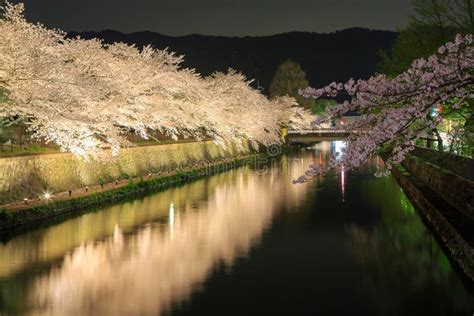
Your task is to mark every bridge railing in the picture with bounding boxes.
[287,129,351,135]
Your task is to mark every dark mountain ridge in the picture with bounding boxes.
[69,28,397,94]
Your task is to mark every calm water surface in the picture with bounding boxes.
[0,141,473,315]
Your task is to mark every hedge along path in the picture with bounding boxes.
[1,154,254,213]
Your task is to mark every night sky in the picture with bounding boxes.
[15,0,413,36]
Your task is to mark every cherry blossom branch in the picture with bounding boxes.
[294,34,474,183]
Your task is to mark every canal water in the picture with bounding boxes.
[0,141,473,315]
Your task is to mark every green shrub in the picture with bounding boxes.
[0,209,15,226]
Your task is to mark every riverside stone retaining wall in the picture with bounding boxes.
[391,164,474,281]
[412,147,474,180]
[0,141,250,204]
[0,156,256,233]
[390,150,474,281]
[403,154,474,220]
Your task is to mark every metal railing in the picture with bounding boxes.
[287,129,353,135]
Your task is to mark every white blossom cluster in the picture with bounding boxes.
[0,3,312,158]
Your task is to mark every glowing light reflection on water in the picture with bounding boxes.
[0,142,472,316]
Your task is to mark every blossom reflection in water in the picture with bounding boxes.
[27,156,313,316]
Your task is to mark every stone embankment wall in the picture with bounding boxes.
[412,147,474,181]
[0,141,249,204]
[391,148,474,281]
[403,151,474,219]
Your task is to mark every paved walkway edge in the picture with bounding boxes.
[0,155,258,235]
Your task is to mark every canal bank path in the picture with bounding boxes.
[0,155,251,213]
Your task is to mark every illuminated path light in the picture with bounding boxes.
[43,191,52,202]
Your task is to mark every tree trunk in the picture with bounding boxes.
[426,137,433,149]
[426,129,435,149]
[434,129,443,151]
[464,100,474,155]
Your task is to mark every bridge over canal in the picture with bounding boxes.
[286,129,352,144]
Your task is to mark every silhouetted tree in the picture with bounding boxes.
[378,0,474,153]
[269,60,313,109]
[378,0,474,76]
[378,23,456,76]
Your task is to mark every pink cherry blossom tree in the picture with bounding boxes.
[295,34,474,182]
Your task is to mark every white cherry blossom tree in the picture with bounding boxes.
[0,2,312,158]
